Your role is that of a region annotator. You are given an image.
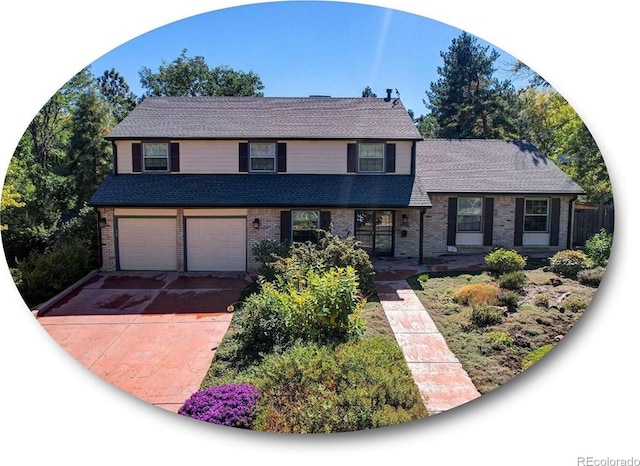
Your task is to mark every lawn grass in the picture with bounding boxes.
[409,266,597,394]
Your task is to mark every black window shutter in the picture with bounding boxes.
[483,197,494,246]
[132,143,142,173]
[239,143,249,173]
[385,143,396,173]
[170,142,180,172]
[514,198,525,247]
[549,198,561,246]
[447,197,458,246]
[280,211,292,242]
[347,143,357,173]
[320,211,332,232]
[277,143,287,173]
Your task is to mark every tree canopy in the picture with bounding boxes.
[139,49,265,98]
[425,32,518,139]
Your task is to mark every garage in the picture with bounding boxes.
[117,217,178,271]
[185,217,247,271]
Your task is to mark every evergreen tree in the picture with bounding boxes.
[97,68,138,122]
[426,32,517,139]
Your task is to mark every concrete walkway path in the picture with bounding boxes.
[372,259,481,415]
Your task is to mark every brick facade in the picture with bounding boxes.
[98,197,574,273]
[422,194,575,258]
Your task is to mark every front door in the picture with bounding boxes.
[355,210,394,256]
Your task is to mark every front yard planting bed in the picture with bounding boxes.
[408,263,599,394]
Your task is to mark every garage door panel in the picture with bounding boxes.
[186,218,246,272]
[117,218,177,271]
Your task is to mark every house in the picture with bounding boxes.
[89,94,584,273]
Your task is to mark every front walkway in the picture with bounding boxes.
[372,258,481,415]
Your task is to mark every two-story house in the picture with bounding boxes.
[89,94,584,273]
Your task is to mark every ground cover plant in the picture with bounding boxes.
[194,233,427,432]
[410,248,601,394]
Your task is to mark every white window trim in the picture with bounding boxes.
[143,142,170,172]
[357,142,385,173]
[249,142,276,173]
[524,198,550,233]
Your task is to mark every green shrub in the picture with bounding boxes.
[485,248,527,275]
[497,290,520,311]
[452,283,499,307]
[498,271,527,291]
[253,232,376,297]
[577,267,606,287]
[229,267,365,361]
[251,238,292,281]
[247,338,428,433]
[534,293,550,308]
[17,239,98,307]
[584,228,613,267]
[562,296,590,312]
[485,331,514,349]
[470,305,504,328]
[550,250,593,277]
[522,344,554,370]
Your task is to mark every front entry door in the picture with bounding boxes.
[355,210,394,256]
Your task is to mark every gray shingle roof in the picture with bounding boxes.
[89,174,431,208]
[107,96,423,140]
[416,139,585,194]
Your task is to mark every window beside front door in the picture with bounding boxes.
[143,142,169,171]
[355,210,394,256]
[292,210,320,243]
[524,198,549,232]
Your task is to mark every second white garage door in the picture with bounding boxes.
[185,217,247,271]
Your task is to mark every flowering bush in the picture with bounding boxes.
[178,383,261,428]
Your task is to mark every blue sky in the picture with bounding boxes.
[89,1,524,116]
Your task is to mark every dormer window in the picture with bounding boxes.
[250,142,276,172]
[143,143,169,171]
[358,142,385,172]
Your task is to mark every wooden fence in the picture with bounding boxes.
[572,202,614,248]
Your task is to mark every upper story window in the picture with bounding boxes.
[250,142,276,172]
[143,142,169,171]
[358,142,385,173]
[457,197,483,232]
[524,198,549,232]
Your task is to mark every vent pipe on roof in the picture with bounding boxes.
[385,88,392,102]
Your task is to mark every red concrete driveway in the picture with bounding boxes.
[34,271,253,413]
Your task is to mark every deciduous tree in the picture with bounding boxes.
[139,49,264,97]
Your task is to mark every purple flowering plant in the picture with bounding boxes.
[178,383,262,428]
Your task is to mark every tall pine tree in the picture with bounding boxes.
[426,32,517,139]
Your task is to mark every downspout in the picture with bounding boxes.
[96,211,103,269]
[568,196,577,250]
[111,141,118,174]
[418,208,426,265]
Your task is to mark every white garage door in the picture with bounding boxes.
[186,217,246,271]
[117,217,177,271]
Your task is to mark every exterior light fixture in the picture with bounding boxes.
[252,218,260,229]
[401,214,409,227]
[99,217,108,227]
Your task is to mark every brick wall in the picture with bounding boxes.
[422,194,575,258]
[98,207,116,271]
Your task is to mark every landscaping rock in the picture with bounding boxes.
[549,277,563,287]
